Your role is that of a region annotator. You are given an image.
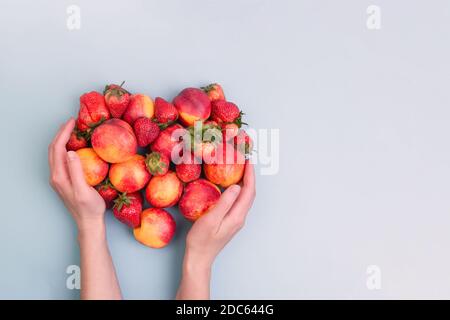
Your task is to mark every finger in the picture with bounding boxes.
[54,118,75,151]
[48,123,65,171]
[66,151,89,190]
[222,162,256,228]
[243,160,255,186]
[49,119,74,192]
[201,184,241,225]
[52,118,75,177]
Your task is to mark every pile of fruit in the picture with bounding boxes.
[66,82,252,248]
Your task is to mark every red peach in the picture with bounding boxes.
[123,94,154,125]
[150,124,186,160]
[133,208,176,249]
[91,119,137,163]
[145,171,183,208]
[173,88,211,126]
[109,154,151,193]
[75,148,109,186]
[179,179,221,221]
[203,143,245,188]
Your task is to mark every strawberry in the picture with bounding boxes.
[113,192,143,228]
[234,129,253,156]
[211,100,242,125]
[96,178,118,209]
[176,153,201,183]
[133,117,160,147]
[190,121,222,161]
[145,152,169,176]
[201,83,225,101]
[104,82,131,118]
[66,128,88,151]
[154,97,178,125]
[77,91,110,131]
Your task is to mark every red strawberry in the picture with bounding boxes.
[145,152,169,176]
[176,153,201,183]
[234,129,253,156]
[113,192,143,228]
[191,122,222,161]
[77,91,110,131]
[201,83,225,101]
[104,82,131,118]
[66,128,88,151]
[133,117,160,147]
[154,97,178,125]
[211,100,242,124]
[96,178,118,209]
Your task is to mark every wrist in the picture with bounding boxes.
[182,249,213,278]
[77,220,106,243]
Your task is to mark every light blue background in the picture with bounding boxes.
[1,0,450,299]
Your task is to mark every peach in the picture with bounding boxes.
[75,148,109,186]
[133,208,176,249]
[145,171,183,208]
[109,154,151,193]
[123,94,154,125]
[173,88,211,126]
[150,124,186,160]
[91,119,137,163]
[203,143,245,188]
[179,179,221,221]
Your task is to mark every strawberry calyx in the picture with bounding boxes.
[153,118,177,130]
[103,81,130,97]
[87,116,107,131]
[73,126,90,141]
[145,152,167,175]
[113,192,132,211]
[98,177,115,191]
[231,111,246,128]
[200,83,216,93]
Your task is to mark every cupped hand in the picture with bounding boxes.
[48,118,106,232]
[184,161,256,269]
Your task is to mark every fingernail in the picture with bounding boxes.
[67,151,76,160]
[229,184,241,194]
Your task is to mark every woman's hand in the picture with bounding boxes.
[48,118,106,232]
[177,161,256,299]
[48,118,121,300]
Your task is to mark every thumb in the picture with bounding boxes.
[205,185,241,223]
[66,151,89,189]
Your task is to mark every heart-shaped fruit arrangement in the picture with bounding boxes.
[66,82,253,249]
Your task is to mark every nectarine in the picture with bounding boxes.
[91,119,137,163]
[75,148,109,186]
[179,179,221,221]
[109,154,151,193]
[203,143,245,188]
[123,94,154,125]
[145,171,183,208]
[133,208,176,248]
[173,88,211,126]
